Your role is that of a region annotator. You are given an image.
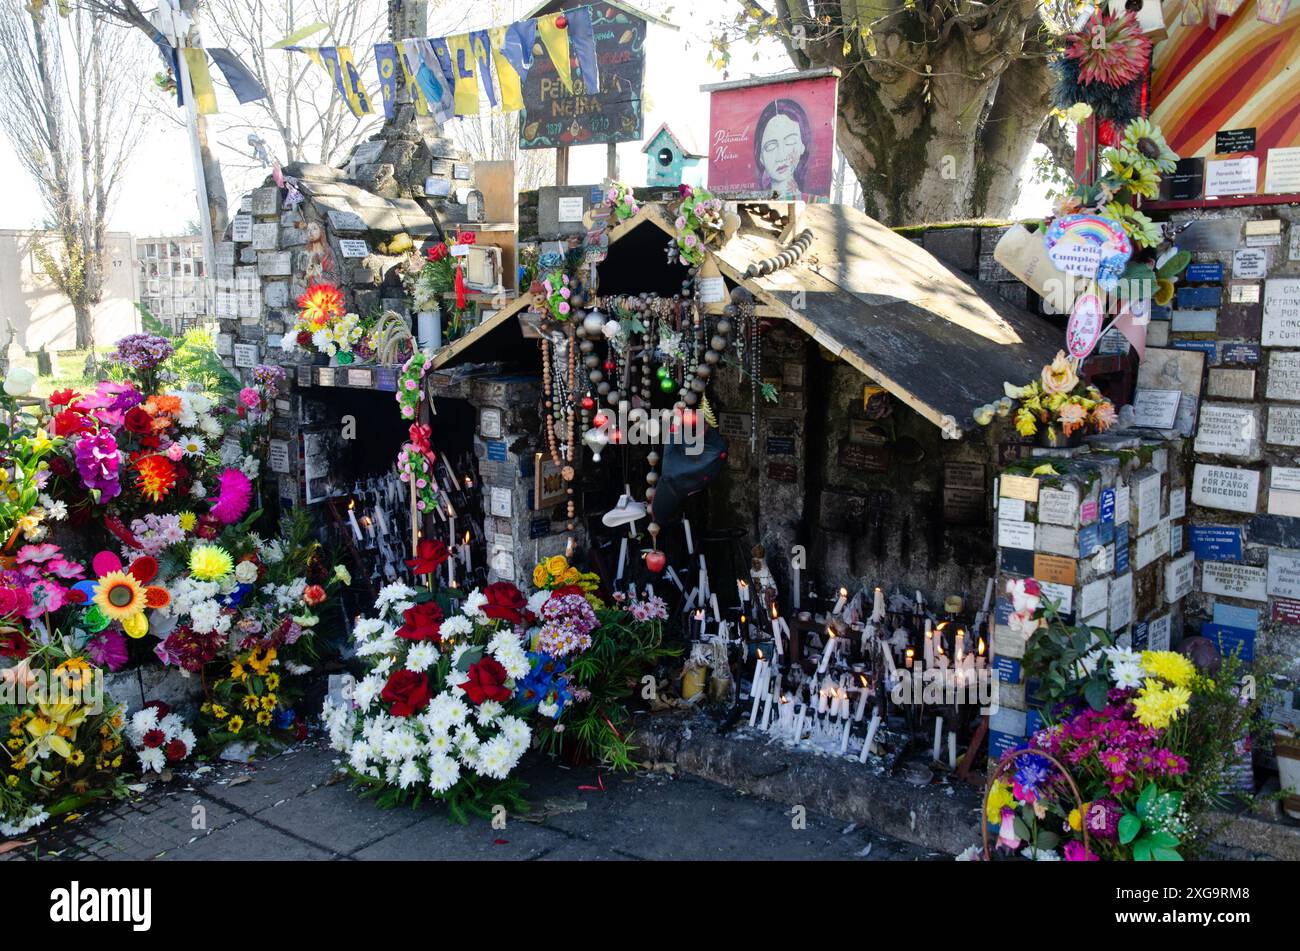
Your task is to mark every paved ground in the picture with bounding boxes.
[2,739,935,861]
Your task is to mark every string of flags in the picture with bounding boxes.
[150,7,606,120]
[282,7,601,120]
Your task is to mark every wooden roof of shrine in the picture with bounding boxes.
[435,202,1062,435]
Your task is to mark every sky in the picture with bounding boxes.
[0,0,1049,237]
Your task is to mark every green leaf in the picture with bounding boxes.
[1152,847,1184,861]
[1035,829,1060,851]
[1083,678,1109,712]
[1137,782,1157,815]
[1132,838,1153,861]
[1156,250,1191,280]
[1118,812,1142,845]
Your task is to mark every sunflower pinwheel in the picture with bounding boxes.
[73,551,170,639]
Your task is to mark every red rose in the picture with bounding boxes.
[427,244,448,262]
[406,538,450,575]
[481,581,526,625]
[458,232,477,245]
[459,656,511,705]
[303,584,327,606]
[142,728,166,749]
[381,669,432,717]
[164,738,188,762]
[124,406,153,434]
[396,600,443,642]
[49,389,77,408]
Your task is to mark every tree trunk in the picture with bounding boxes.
[73,295,94,352]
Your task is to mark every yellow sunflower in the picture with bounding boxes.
[227,716,244,734]
[93,571,146,621]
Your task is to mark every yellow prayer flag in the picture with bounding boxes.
[537,14,572,93]
[443,33,480,116]
[181,48,218,115]
[489,26,523,111]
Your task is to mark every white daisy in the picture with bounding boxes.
[406,642,438,672]
[397,759,423,789]
[427,754,460,793]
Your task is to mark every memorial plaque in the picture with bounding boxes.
[1133,389,1182,428]
[1169,488,1186,521]
[1171,309,1217,333]
[1267,405,1300,446]
[998,518,1036,550]
[326,209,367,232]
[1262,278,1300,347]
[767,436,796,456]
[1207,368,1256,400]
[1268,549,1300,599]
[214,333,234,357]
[257,252,292,277]
[838,441,888,472]
[1228,283,1261,305]
[1114,485,1130,525]
[1233,247,1269,279]
[250,186,279,216]
[999,474,1039,502]
[1189,524,1243,561]
[1194,403,1262,460]
[719,413,752,440]
[1137,348,1205,436]
[1221,342,1261,364]
[1036,486,1079,526]
[231,214,253,242]
[1191,464,1260,513]
[1178,217,1242,251]
[1273,467,1300,492]
[1202,561,1267,601]
[1135,472,1162,534]
[317,367,335,387]
[1033,553,1077,586]
[233,343,259,368]
[1165,553,1194,603]
[1135,529,1161,570]
[1266,351,1300,399]
[767,461,798,483]
[1080,578,1109,618]
[339,239,370,259]
[268,439,291,474]
[1036,524,1077,557]
[1110,573,1134,630]
[252,222,279,250]
[346,368,373,388]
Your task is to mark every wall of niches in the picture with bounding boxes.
[1152,203,1300,679]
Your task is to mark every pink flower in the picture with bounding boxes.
[166,442,185,461]
[209,468,253,524]
[1064,840,1099,862]
[16,544,60,565]
[23,580,67,618]
[997,807,1021,851]
[239,387,261,409]
[46,558,85,579]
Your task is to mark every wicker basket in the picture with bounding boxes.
[981,748,1091,860]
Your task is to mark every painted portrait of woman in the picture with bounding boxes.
[752,98,813,198]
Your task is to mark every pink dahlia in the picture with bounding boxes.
[209,468,253,524]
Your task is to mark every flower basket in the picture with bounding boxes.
[982,748,1090,859]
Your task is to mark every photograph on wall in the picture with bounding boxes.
[704,70,838,201]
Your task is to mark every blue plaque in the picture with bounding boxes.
[1176,285,1223,308]
[1185,262,1224,282]
[1100,488,1115,524]
[1115,524,1130,575]
[1221,343,1261,364]
[992,656,1021,684]
[1202,623,1255,662]
[1173,339,1216,363]
[486,439,508,462]
[1189,524,1242,562]
[1213,603,1259,630]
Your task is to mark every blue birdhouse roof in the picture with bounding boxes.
[641,122,704,158]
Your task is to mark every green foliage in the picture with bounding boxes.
[1021,600,1113,713]
[1119,783,1184,861]
[345,767,529,825]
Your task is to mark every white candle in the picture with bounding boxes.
[698,555,709,599]
[858,710,882,763]
[832,587,848,615]
[872,587,886,622]
[347,504,363,541]
[748,658,768,727]
[710,593,721,623]
[374,505,389,535]
[853,682,869,721]
[792,703,808,745]
[839,714,853,754]
[683,519,694,554]
[616,538,628,580]
[932,717,943,761]
[817,685,829,715]
[760,670,775,729]
[817,632,837,673]
[948,731,958,770]
[792,565,800,609]
[737,579,749,603]
[924,621,934,666]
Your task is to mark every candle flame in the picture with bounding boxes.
[839,586,847,597]
[348,499,355,510]
[770,602,778,619]
[740,615,747,625]
[756,648,764,660]
[463,531,470,544]
[858,673,868,686]
[905,648,914,659]
[978,637,986,655]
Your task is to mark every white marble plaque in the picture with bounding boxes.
[252,222,279,250]
[1266,351,1300,400]
[1268,549,1300,599]
[1037,486,1079,526]
[1109,573,1134,630]
[214,333,234,357]
[1207,368,1256,400]
[1191,464,1260,513]
[339,239,370,259]
[1271,488,1300,515]
[1114,484,1130,525]
[233,343,259,368]
[1165,553,1194,603]
[1038,581,1073,614]
[268,439,290,474]
[1036,524,1078,557]
[1233,247,1268,279]
[998,518,1036,550]
[1269,405,1300,446]
[1135,529,1160,570]
[231,214,253,242]
[1194,402,1262,460]
[1169,488,1186,520]
[1272,466,1300,491]
[1135,472,1162,534]
[1263,278,1300,347]
[998,497,1026,521]
[1080,578,1109,618]
[1133,389,1182,429]
[1202,561,1268,602]
[1147,614,1172,651]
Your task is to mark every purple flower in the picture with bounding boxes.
[88,629,129,671]
[74,429,122,500]
[1013,753,1054,800]
[1083,799,1121,840]
[109,333,174,371]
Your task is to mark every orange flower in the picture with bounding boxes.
[1058,402,1088,436]
[1093,400,1117,432]
[136,455,176,502]
[297,283,345,327]
[147,395,183,416]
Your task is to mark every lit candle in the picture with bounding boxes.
[977,637,987,668]
[853,675,870,721]
[459,531,471,571]
[832,587,848,615]
[347,500,362,542]
[932,717,943,761]
[905,647,914,670]
[817,631,837,674]
[924,620,934,665]
[872,587,886,622]
[737,579,749,603]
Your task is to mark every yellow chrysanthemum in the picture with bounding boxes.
[68,750,85,766]
[986,780,1014,824]
[93,571,146,621]
[265,674,280,691]
[189,544,234,581]
[211,704,228,720]
[1141,650,1195,688]
[261,695,277,711]
[1133,681,1191,730]
[178,511,197,531]
[241,695,260,711]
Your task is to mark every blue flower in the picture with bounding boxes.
[1013,753,1054,796]
[516,652,571,718]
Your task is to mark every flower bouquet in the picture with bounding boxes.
[993,351,1116,446]
[672,187,726,267]
[289,283,362,361]
[605,181,640,223]
[322,581,536,822]
[126,700,195,773]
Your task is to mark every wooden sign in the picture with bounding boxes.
[1033,553,1077,587]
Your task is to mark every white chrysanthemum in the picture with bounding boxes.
[382,728,420,763]
[376,582,417,616]
[179,434,207,457]
[500,716,530,750]
[372,656,394,677]
[259,539,284,564]
[362,715,389,749]
[425,730,453,756]
[190,480,206,499]
[159,713,183,738]
[427,754,460,793]
[475,735,516,779]
[234,560,259,585]
[355,633,400,658]
[488,630,521,655]
[353,673,386,710]
[406,642,438,672]
[198,415,222,438]
[349,740,377,776]
[397,759,424,789]
[138,747,166,773]
[189,599,220,634]
[353,617,389,641]
[439,615,473,639]
[129,707,159,739]
[496,646,530,680]
[1112,662,1144,690]
[462,588,488,620]
[476,700,504,726]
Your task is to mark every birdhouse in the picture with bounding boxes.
[642,123,705,187]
